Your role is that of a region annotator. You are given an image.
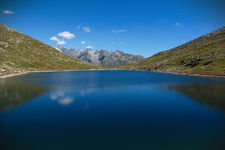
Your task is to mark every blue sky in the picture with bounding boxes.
[0,0,225,57]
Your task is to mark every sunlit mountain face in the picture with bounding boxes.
[59,47,145,68]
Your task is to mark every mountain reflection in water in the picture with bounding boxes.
[168,83,225,113]
[0,79,47,111]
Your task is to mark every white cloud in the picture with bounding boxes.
[83,27,91,32]
[86,45,92,49]
[175,22,181,26]
[3,10,14,14]
[50,31,75,46]
[58,31,75,39]
[50,36,66,45]
[76,25,81,29]
[112,29,127,33]
[80,40,86,45]
[57,39,66,45]
[50,36,59,41]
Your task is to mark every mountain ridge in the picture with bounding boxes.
[60,47,145,68]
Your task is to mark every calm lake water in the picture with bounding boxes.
[1,70,225,150]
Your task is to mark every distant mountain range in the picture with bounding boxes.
[59,48,145,68]
[0,24,98,76]
[121,26,225,77]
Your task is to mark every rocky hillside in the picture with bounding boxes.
[0,25,99,76]
[60,47,144,68]
[121,27,225,77]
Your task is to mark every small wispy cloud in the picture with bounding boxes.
[3,10,14,14]
[112,29,127,33]
[76,25,81,29]
[58,31,75,39]
[86,45,92,49]
[50,36,59,41]
[111,40,124,44]
[83,27,91,32]
[80,40,86,45]
[77,25,91,32]
[174,22,181,26]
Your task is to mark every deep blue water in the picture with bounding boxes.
[0,70,225,150]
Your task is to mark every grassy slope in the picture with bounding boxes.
[0,24,99,76]
[121,27,225,76]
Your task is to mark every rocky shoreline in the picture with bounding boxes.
[154,70,225,78]
[0,69,104,79]
[1,69,224,79]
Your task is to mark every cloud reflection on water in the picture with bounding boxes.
[58,97,74,106]
[50,91,74,106]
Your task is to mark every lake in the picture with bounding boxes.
[0,70,225,150]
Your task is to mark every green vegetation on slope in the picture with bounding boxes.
[121,27,225,76]
[0,24,99,76]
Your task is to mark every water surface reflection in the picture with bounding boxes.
[0,80,47,111]
[0,71,225,150]
[168,83,225,113]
